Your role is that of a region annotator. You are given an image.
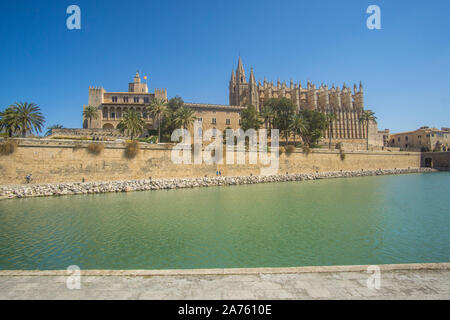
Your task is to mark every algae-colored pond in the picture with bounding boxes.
[0,172,449,270]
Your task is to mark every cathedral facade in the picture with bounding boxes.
[229,57,372,141]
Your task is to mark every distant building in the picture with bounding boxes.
[378,129,390,147]
[229,57,380,144]
[389,126,450,151]
[83,71,167,131]
[83,72,244,136]
[83,58,383,148]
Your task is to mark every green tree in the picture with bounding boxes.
[326,112,337,149]
[267,98,296,145]
[240,104,262,131]
[0,107,20,137]
[158,96,185,141]
[260,104,274,130]
[148,98,167,143]
[167,95,184,112]
[10,102,45,137]
[173,106,196,130]
[117,110,145,140]
[291,113,307,145]
[83,105,99,128]
[359,110,377,150]
[45,124,64,137]
[298,109,328,147]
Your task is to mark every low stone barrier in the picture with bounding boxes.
[0,167,436,200]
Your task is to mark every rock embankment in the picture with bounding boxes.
[0,168,436,200]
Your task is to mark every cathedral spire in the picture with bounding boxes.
[249,67,255,84]
[237,56,243,71]
[236,56,246,83]
[230,69,236,83]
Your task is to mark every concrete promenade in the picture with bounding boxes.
[0,263,449,300]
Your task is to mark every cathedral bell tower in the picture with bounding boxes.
[229,57,258,109]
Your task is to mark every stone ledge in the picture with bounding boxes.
[0,262,448,276]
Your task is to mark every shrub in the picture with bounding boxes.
[137,136,157,144]
[303,145,311,156]
[87,143,104,155]
[125,140,140,159]
[0,140,18,156]
[340,152,346,161]
[286,145,295,156]
[72,143,84,150]
[433,141,443,152]
[335,142,343,150]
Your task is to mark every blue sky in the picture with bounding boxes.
[0,0,449,133]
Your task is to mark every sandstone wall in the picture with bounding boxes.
[421,152,450,170]
[0,138,422,184]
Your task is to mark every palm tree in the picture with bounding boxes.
[83,105,99,128]
[45,124,64,137]
[117,110,145,140]
[0,107,20,137]
[10,102,45,137]
[359,110,377,150]
[290,113,307,145]
[326,112,337,149]
[148,98,167,143]
[260,105,273,130]
[173,106,196,130]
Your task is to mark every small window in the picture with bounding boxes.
[112,96,118,103]
[198,118,203,122]
[134,97,139,103]
[111,112,115,119]
[123,96,128,102]
[405,136,408,141]
[418,135,421,139]
[144,97,149,103]
[226,119,231,125]
[398,137,400,142]
[212,118,216,124]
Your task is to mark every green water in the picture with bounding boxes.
[0,172,449,270]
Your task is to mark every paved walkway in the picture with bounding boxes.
[1,264,449,300]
